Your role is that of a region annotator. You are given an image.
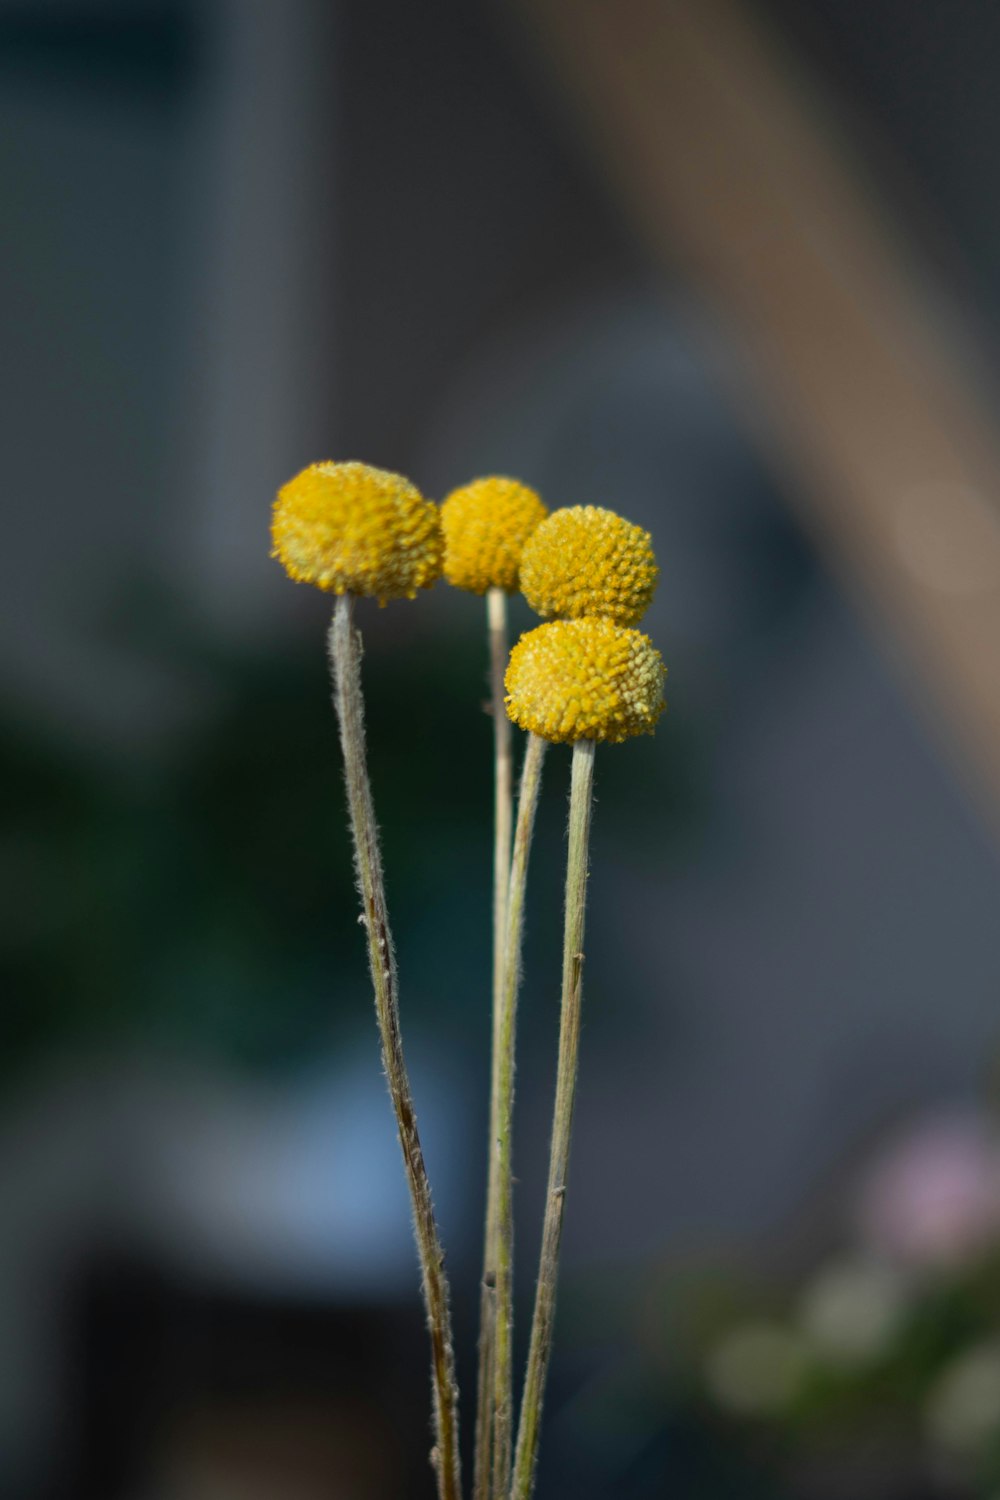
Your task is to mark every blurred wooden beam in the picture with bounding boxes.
[511,0,1000,831]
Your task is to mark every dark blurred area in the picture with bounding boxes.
[4,1,1000,1497]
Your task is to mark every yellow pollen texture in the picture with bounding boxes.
[520,505,658,626]
[505,617,666,745]
[271,460,443,603]
[440,476,547,594]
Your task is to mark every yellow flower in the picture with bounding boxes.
[271,460,443,603]
[505,617,666,744]
[440,476,548,594]
[520,505,658,626]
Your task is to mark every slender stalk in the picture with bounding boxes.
[492,730,546,1499]
[489,588,514,1036]
[475,586,515,1500]
[511,738,596,1500]
[327,594,461,1500]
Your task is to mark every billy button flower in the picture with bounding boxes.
[439,475,548,1500]
[271,459,442,602]
[505,617,666,745]
[505,619,666,1500]
[441,476,547,596]
[271,461,460,1500]
[490,506,660,1499]
[520,504,658,626]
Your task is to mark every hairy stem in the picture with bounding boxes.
[511,738,596,1500]
[328,594,461,1500]
[474,587,515,1500]
[492,730,546,1499]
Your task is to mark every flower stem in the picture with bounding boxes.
[511,738,596,1500]
[492,729,546,1499]
[328,594,461,1500]
[474,587,515,1500]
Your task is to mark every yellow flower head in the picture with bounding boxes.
[505,617,666,745]
[440,476,548,594]
[520,505,658,626]
[271,460,443,603]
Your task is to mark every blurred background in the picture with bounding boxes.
[5,0,1000,1496]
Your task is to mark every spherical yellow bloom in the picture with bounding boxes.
[440,476,548,594]
[520,505,658,626]
[505,617,666,744]
[271,460,443,603]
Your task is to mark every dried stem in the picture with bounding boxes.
[327,594,461,1500]
[492,730,546,1499]
[474,587,515,1500]
[511,738,596,1500]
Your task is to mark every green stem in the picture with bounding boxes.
[475,587,515,1500]
[511,738,596,1500]
[492,730,547,1499]
[328,594,461,1500]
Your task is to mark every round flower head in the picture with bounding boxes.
[520,505,658,626]
[505,617,666,745]
[271,460,443,603]
[440,476,548,594]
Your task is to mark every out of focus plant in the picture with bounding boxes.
[684,1106,1000,1499]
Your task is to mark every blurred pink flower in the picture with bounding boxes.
[855,1109,1000,1268]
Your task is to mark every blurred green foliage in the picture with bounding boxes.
[2,590,702,1093]
[2,602,489,1081]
